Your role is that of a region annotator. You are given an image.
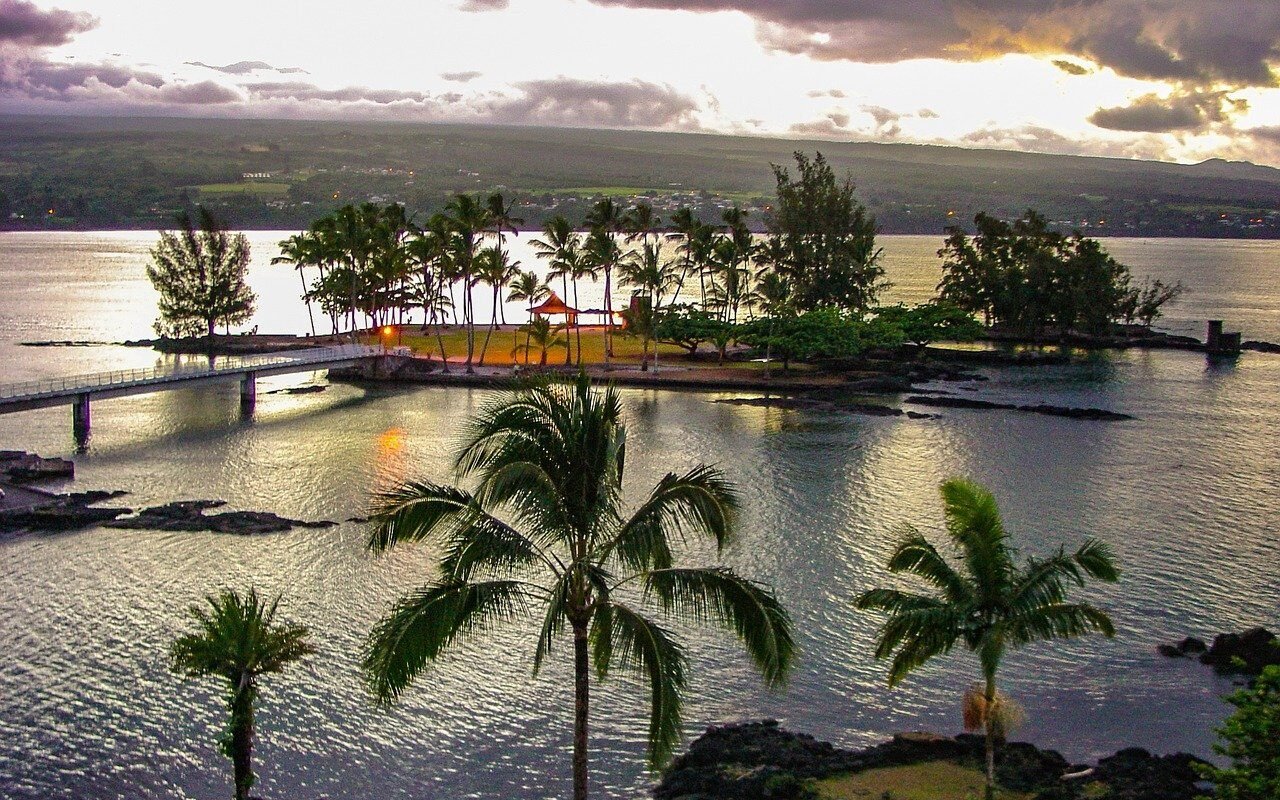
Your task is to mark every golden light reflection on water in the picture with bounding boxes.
[373,426,409,491]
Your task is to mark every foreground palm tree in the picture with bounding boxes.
[856,478,1119,800]
[171,589,315,800]
[363,376,794,800]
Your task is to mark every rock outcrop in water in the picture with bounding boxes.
[905,395,1134,420]
[0,490,130,532]
[653,720,1208,800]
[106,500,337,535]
[1159,628,1280,676]
[0,451,74,482]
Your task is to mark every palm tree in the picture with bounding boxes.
[486,192,525,324]
[170,589,315,800]
[585,199,627,362]
[363,376,794,800]
[512,316,567,365]
[855,478,1119,800]
[445,194,493,373]
[531,216,579,367]
[474,245,522,366]
[508,270,551,360]
[272,233,321,336]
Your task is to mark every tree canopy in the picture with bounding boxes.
[763,152,884,314]
[147,206,256,338]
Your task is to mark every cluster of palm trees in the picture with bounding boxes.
[170,380,1120,800]
[273,194,525,372]
[273,193,809,373]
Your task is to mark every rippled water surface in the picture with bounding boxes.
[1,233,1278,799]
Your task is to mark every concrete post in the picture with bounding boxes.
[240,372,256,413]
[72,393,91,443]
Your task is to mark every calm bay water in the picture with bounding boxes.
[1,232,1278,799]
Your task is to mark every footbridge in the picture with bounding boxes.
[0,345,380,441]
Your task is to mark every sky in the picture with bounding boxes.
[1,0,1279,166]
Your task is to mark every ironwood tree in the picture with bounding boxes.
[147,206,256,339]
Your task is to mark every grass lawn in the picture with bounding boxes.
[368,325,703,367]
[196,182,291,196]
[814,761,1034,800]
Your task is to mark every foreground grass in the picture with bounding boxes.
[815,762,1033,800]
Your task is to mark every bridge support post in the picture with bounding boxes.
[72,393,91,445]
[240,372,256,414]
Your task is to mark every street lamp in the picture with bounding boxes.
[381,325,395,353]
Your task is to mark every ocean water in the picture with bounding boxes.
[0,232,1278,799]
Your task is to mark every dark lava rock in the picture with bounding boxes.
[268,384,327,395]
[0,451,74,482]
[1200,627,1280,675]
[654,722,1201,800]
[905,395,1133,420]
[714,397,916,419]
[1242,340,1280,354]
[106,500,337,535]
[844,374,915,393]
[1092,748,1209,800]
[0,490,131,533]
[1157,644,1185,658]
[1178,637,1207,654]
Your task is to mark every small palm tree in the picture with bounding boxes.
[171,589,315,800]
[856,478,1119,800]
[363,376,794,800]
[512,316,567,365]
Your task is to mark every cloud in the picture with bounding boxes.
[1052,59,1089,75]
[0,0,96,47]
[186,60,307,75]
[586,1,1280,90]
[1089,90,1245,132]
[0,58,240,104]
[790,111,851,137]
[242,81,429,104]
[458,0,508,10]
[917,108,940,119]
[441,70,482,82]
[806,88,845,98]
[481,77,701,128]
[861,104,902,137]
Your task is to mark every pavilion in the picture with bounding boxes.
[528,291,579,327]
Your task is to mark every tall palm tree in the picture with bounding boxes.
[585,198,627,361]
[531,215,579,367]
[170,589,315,800]
[486,192,525,324]
[474,245,522,366]
[363,377,794,800]
[272,232,321,336]
[445,194,493,373]
[855,478,1119,800]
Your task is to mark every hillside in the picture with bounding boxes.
[1,115,1277,237]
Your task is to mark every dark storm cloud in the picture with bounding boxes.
[186,60,308,75]
[483,78,700,128]
[458,0,508,10]
[587,0,1280,89]
[1089,91,1244,132]
[243,81,430,104]
[0,0,96,46]
[441,70,482,82]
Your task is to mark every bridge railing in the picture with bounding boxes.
[0,344,381,401]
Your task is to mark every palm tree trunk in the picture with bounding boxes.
[603,264,613,364]
[573,620,590,800]
[479,287,498,366]
[299,268,317,337]
[230,678,255,800]
[572,279,583,368]
[562,274,573,366]
[984,674,997,800]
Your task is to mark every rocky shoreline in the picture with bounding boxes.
[1160,627,1279,677]
[654,720,1208,800]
